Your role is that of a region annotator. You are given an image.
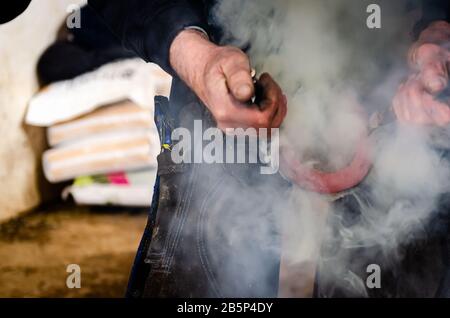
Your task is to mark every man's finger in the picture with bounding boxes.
[214,93,266,130]
[420,59,449,94]
[411,43,449,92]
[231,73,286,130]
[259,73,280,110]
[412,43,450,65]
[228,70,254,101]
[222,53,254,102]
[271,93,288,129]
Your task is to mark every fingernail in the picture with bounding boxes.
[427,77,446,92]
[235,84,252,99]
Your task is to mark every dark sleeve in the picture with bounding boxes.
[87,0,209,75]
[414,0,450,38]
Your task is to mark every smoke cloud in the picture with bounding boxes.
[207,0,450,297]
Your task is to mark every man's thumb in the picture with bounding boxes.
[226,70,255,102]
[421,60,448,94]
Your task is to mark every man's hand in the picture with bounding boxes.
[170,30,287,132]
[393,21,450,126]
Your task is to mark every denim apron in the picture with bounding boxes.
[126,78,289,298]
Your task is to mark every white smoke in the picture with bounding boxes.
[211,0,450,297]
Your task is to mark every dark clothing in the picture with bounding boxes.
[37,5,135,86]
[88,0,212,76]
[88,0,450,75]
[87,0,450,298]
[414,0,450,37]
[127,97,287,298]
[315,124,450,298]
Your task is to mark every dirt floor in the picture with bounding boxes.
[0,205,148,298]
